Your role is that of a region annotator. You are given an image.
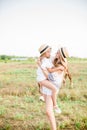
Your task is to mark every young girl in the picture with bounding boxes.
[39,47,68,110]
[38,47,70,130]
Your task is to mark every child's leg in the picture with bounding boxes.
[39,80,57,107]
[44,95,56,130]
[37,82,45,101]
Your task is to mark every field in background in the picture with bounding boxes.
[0,58,87,130]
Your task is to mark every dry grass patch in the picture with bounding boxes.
[0,59,87,130]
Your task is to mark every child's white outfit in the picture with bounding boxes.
[37,57,64,95]
[36,57,63,114]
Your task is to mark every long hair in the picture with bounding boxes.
[53,52,66,68]
[53,50,72,86]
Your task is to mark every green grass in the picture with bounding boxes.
[0,58,87,130]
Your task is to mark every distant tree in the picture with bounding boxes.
[0,55,11,61]
[0,55,6,60]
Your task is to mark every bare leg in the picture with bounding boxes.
[39,80,57,106]
[44,94,56,130]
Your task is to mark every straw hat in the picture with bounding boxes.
[38,44,51,55]
[59,47,69,59]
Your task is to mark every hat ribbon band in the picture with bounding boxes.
[61,48,66,58]
[40,46,49,54]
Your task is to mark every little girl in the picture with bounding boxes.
[37,46,71,130]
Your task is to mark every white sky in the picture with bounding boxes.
[0,0,87,58]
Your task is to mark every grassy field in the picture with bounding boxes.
[0,58,87,130]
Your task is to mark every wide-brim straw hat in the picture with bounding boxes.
[38,44,51,55]
[59,47,69,59]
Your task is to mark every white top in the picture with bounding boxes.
[36,57,53,82]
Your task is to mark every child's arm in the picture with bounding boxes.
[41,64,65,77]
[47,66,64,73]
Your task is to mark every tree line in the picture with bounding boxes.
[0,55,28,61]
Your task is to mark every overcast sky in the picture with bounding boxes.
[0,0,87,58]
